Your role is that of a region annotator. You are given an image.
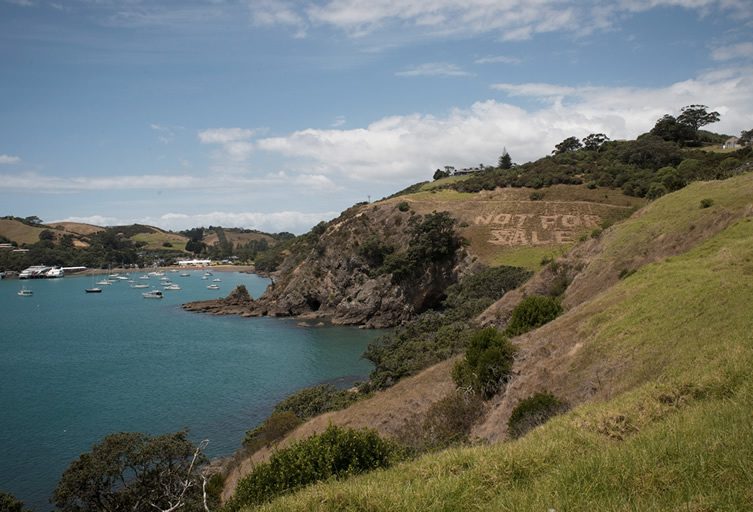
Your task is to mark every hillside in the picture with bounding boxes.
[223,173,753,510]
[185,185,642,326]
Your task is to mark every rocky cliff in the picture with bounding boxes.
[184,202,473,328]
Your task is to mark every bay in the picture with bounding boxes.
[0,271,379,511]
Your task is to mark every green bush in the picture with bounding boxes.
[529,191,545,201]
[452,328,516,399]
[243,411,302,452]
[396,391,483,453]
[273,384,359,421]
[0,492,31,512]
[396,201,411,212]
[226,426,396,510]
[700,198,714,209]
[504,295,563,337]
[508,392,568,439]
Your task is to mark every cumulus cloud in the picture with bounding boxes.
[395,63,472,77]
[198,127,256,165]
[255,68,753,183]
[0,154,21,164]
[249,0,308,38]
[712,42,753,61]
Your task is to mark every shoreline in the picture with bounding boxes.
[2,264,258,279]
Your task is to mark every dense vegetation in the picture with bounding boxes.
[504,295,563,337]
[227,426,397,511]
[451,327,516,399]
[507,392,568,439]
[363,265,532,390]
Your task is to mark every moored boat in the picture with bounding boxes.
[85,288,102,293]
[142,290,164,299]
[17,286,33,297]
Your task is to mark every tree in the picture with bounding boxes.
[552,136,582,155]
[582,133,610,151]
[677,104,720,131]
[433,168,450,180]
[0,492,31,512]
[650,115,696,144]
[185,239,205,255]
[740,129,753,145]
[53,431,211,512]
[498,148,512,169]
[451,327,516,399]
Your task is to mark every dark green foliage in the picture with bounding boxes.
[529,191,545,200]
[618,268,636,280]
[0,492,31,512]
[381,211,462,281]
[433,169,451,180]
[582,133,609,151]
[646,182,668,200]
[700,198,714,209]
[396,391,484,454]
[740,129,753,145]
[452,327,516,399]
[358,236,395,268]
[504,295,563,337]
[272,384,360,421]
[650,114,697,145]
[677,104,720,131]
[244,412,302,452]
[498,151,512,169]
[508,392,568,438]
[396,201,411,212]
[553,136,583,154]
[53,431,209,512]
[226,426,395,511]
[364,266,531,390]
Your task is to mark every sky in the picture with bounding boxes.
[1,0,752,234]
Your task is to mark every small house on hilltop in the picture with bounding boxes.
[723,136,739,149]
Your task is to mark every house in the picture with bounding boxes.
[723,136,739,149]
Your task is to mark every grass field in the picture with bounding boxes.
[131,231,189,251]
[385,184,645,269]
[0,219,48,245]
[236,177,753,511]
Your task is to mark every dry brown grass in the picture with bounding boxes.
[0,219,48,245]
[47,221,104,236]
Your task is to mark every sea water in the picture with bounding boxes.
[0,272,380,510]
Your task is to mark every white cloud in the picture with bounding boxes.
[0,154,21,164]
[251,0,750,41]
[712,42,753,61]
[395,62,471,77]
[198,127,256,165]
[150,123,180,144]
[249,0,307,38]
[474,55,522,65]
[332,115,346,127]
[4,0,34,6]
[255,67,753,183]
[492,83,577,98]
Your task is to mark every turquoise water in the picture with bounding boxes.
[0,272,379,510]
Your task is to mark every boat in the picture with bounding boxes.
[131,283,149,289]
[212,278,221,282]
[207,284,220,290]
[96,279,112,285]
[85,288,102,293]
[142,290,164,299]
[139,275,150,280]
[203,271,213,276]
[201,276,208,280]
[163,284,181,290]
[46,267,64,278]
[180,272,190,277]
[17,287,33,297]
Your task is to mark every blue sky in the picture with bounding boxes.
[1,0,752,233]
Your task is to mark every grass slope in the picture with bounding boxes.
[244,184,753,511]
[0,219,49,245]
[385,185,645,270]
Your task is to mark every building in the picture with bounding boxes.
[177,259,213,267]
[723,136,739,149]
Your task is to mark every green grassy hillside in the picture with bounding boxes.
[238,177,753,511]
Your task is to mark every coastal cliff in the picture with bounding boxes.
[183,202,473,328]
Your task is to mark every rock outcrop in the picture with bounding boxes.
[184,202,473,328]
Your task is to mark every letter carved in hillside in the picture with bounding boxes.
[478,213,602,246]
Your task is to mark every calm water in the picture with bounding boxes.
[0,271,379,511]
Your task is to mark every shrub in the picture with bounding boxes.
[646,182,668,200]
[358,237,394,268]
[508,392,568,438]
[243,411,302,452]
[452,328,516,399]
[700,198,714,209]
[273,384,359,421]
[504,295,563,337]
[396,391,483,453]
[227,426,396,510]
[396,201,411,212]
[0,492,31,512]
[529,191,545,201]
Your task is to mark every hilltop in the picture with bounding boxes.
[223,170,753,512]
